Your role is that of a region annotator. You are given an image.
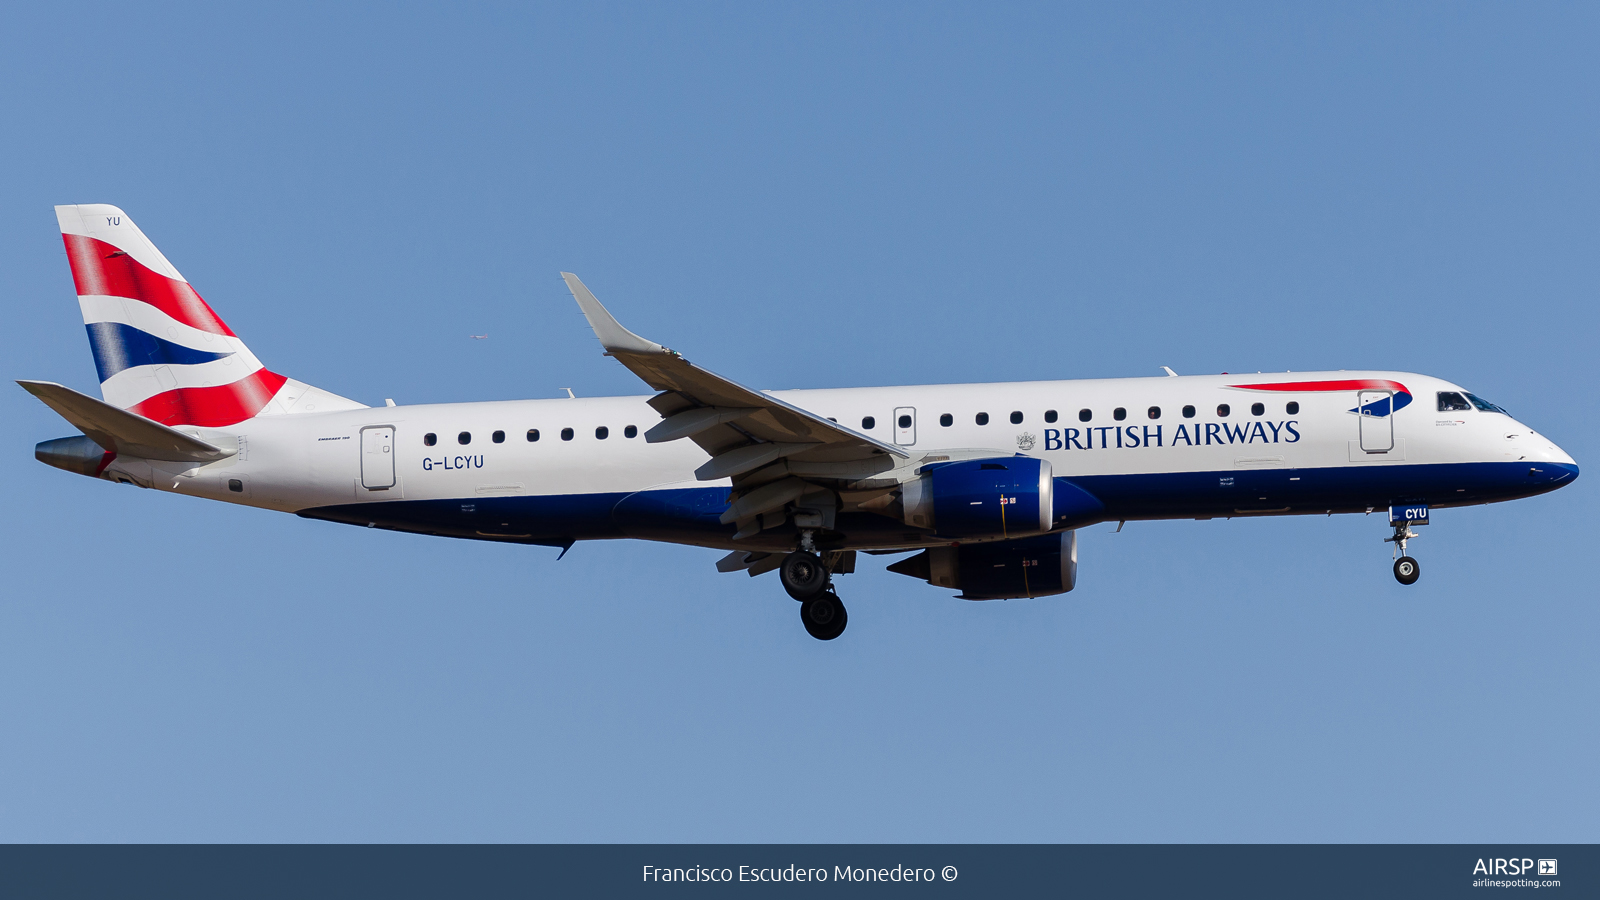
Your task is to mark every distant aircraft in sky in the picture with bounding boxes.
[22,205,1579,640]
[470,334,488,340]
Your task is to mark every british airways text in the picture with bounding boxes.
[1043,420,1300,451]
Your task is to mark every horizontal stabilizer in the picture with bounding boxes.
[17,380,234,462]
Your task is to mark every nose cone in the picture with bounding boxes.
[1526,437,1577,490]
[1510,422,1578,488]
[1538,461,1579,489]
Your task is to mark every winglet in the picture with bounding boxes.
[560,273,670,356]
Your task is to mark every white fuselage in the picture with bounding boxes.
[98,369,1575,553]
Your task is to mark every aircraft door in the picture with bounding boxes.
[1357,391,1394,452]
[361,425,396,490]
[894,407,917,445]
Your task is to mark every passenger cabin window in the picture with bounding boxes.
[424,433,437,446]
[1113,408,1127,421]
[1437,391,1472,412]
[939,413,953,427]
[1010,411,1023,424]
[458,432,472,445]
[1044,409,1058,423]
[976,412,989,425]
[898,414,912,428]
[527,429,540,442]
[1286,402,1299,414]
[228,478,244,493]
[596,426,609,439]
[1147,406,1161,419]
[861,416,876,430]
[1078,409,1092,422]
[624,425,638,438]
[1217,404,1231,417]
[561,428,574,441]
[492,430,505,443]
[1251,402,1264,416]
[1182,405,1196,418]
[1464,393,1509,415]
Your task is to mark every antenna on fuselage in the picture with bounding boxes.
[561,388,576,399]
[1161,366,1178,377]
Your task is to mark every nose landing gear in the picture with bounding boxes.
[1393,555,1420,585]
[1385,521,1421,585]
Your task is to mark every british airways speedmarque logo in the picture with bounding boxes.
[1229,378,1413,417]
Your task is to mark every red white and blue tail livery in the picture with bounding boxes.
[55,204,363,426]
[22,205,1579,640]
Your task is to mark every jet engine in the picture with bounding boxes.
[900,456,1054,539]
[886,530,1078,599]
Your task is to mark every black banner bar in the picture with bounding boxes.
[0,844,1590,899]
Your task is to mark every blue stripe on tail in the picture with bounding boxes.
[84,322,234,382]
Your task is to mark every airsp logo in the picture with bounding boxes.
[1473,858,1550,876]
[1016,432,1036,451]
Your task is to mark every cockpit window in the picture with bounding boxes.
[1464,393,1509,415]
[1436,391,1472,412]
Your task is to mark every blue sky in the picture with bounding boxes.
[1,3,1595,841]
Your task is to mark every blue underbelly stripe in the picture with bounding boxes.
[296,461,1576,548]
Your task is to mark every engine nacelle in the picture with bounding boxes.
[887,530,1078,600]
[901,456,1053,539]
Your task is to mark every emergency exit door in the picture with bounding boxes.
[361,426,396,489]
[1357,391,1394,452]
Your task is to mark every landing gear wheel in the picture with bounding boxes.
[800,592,848,641]
[1394,556,1420,585]
[780,551,831,601]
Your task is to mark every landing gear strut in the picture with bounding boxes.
[1385,522,1421,585]
[800,591,848,641]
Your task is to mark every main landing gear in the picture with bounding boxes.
[800,591,848,641]
[780,550,830,601]
[1385,522,1421,585]
[780,543,849,640]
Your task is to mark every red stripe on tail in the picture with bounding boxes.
[128,369,288,426]
[62,234,236,337]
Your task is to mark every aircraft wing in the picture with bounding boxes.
[561,273,910,486]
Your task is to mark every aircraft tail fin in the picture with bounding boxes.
[54,204,364,426]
